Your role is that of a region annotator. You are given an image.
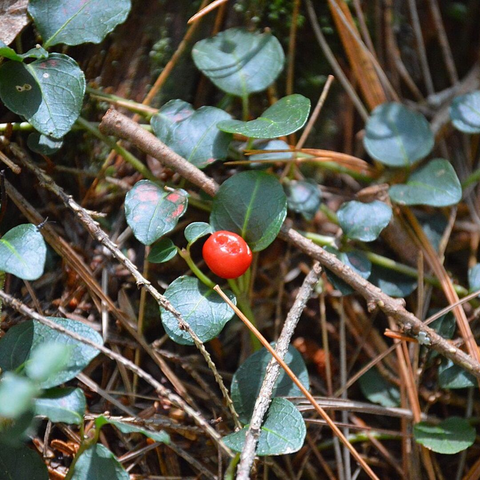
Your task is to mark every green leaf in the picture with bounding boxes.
[159,276,236,345]
[359,367,400,407]
[0,40,24,61]
[25,342,72,383]
[414,417,475,454]
[71,444,129,480]
[0,224,47,280]
[430,312,455,340]
[469,264,480,295]
[184,222,213,244]
[0,411,36,446]
[34,387,86,424]
[284,179,321,221]
[337,200,392,242]
[223,398,306,455]
[364,103,434,167]
[28,0,132,48]
[249,139,295,168]
[0,53,85,138]
[368,264,417,298]
[217,95,310,139]
[417,211,448,252]
[0,318,103,389]
[0,444,48,480]
[210,171,287,252]
[192,27,284,96]
[27,132,63,155]
[95,416,170,444]
[324,248,371,295]
[438,359,476,389]
[151,100,232,168]
[0,373,38,419]
[389,159,462,207]
[231,344,309,424]
[450,91,480,134]
[147,238,177,264]
[125,180,188,246]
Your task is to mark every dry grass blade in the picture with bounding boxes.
[187,0,228,24]
[214,285,380,480]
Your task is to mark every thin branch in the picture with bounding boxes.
[236,263,322,479]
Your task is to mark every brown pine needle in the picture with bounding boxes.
[214,284,380,480]
[188,0,229,24]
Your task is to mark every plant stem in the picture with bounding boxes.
[241,94,249,121]
[178,248,216,289]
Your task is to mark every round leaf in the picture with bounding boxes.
[438,359,476,389]
[147,238,177,264]
[151,100,232,168]
[284,179,321,221]
[192,27,284,96]
[0,373,37,419]
[324,248,371,295]
[184,222,213,244]
[389,159,462,207]
[34,387,86,425]
[359,367,400,407]
[27,132,63,155]
[414,417,475,454]
[0,444,48,480]
[28,0,132,48]
[450,91,480,134]
[125,180,188,246]
[210,171,287,252]
[369,264,417,298]
[0,54,85,138]
[217,95,311,139]
[223,398,306,456]
[231,344,309,423]
[364,103,434,167]
[159,276,236,345]
[338,200,392,242]
[71,444,129,480]
[0,318,103,389]
[0,224,47,280]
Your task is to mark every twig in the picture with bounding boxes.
[214,284,380,480]
[0,289,231,457]
[99,109,480,380]
[236,263,322,479]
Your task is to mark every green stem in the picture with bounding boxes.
[75,117,159,184]
[178,248,216,289]
[462,167,480,189]
[224,453,241,480]
[241,94,249,121]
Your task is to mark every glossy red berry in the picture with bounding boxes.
[202,231,253,279]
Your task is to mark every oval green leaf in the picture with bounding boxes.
[218,95,310,139]
[338,200,392,242]
[364,103,434,167]
[184,222,213,244]
[71,444,129,480]
[359,367,400,407]
[438,359,476,389]
[28,0,132,48]
[0,373,38,419]
[125,180,188,246]
[284,179,321,221]
[0,444,48,480]
[414,417,475,454]
[0,224,47,280]
[210,171,287,252]
[25,342,72,384]
[0,318,103,389]
[389,159,462,207]
[159,276,236,345]
[231,344,309,424]
[148,238,177,264]
[151,100,232,169]
[450,91,480,134]
[223,398,306,455]
[369,264,417,298]
[27,132,63,155]
[0,54,85,138]
[324,248,371,295]
[34,387,86,425]
[192,27,284,96]
[96,416,170,444]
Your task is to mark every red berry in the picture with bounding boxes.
[202,231,253,279]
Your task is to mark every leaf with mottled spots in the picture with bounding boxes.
[125,180,188,246]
